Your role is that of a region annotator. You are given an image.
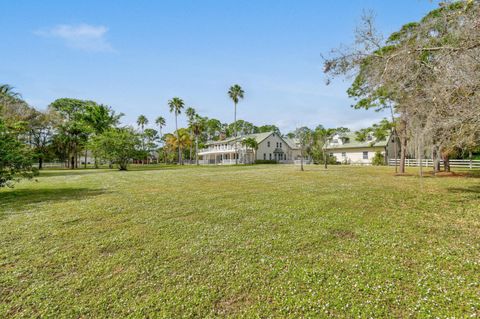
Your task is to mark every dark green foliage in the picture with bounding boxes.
[254,160,278,164]
[372,151,386,166]
[0,118,37,187]
[90,128,141,170]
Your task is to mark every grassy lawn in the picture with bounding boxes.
[0,165,479,318]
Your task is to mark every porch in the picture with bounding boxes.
[197,148,254,165]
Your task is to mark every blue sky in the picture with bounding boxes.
[1,0,438,133]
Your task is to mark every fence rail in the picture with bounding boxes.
[33,162,67,169]
[388,159,480,169]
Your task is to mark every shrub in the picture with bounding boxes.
[254,160,278,164]
[0,118,37,187]
[372,151,385,166]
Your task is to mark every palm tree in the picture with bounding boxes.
[136,115,149,164]
[0,84,21,112]
[313,126,337,169]
[228,84,244,164]
[155,116,166,163]
[185,107,196,163]
[168,97,185,164]
[241,137,258,164]
[164,128,192,160]
[191,115,205,165]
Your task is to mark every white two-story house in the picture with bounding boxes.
[324,132,398,165]
[198,131,303,164]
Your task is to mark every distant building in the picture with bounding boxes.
[324,132,398,165]
[198,131,305,164]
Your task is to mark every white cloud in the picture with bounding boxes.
[35,24,114,52]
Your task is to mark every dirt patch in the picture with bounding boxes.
[330,229,357,240]
[215,293,252,316]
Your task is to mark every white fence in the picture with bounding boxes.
[388,159,480,169]
[33,162,67,169]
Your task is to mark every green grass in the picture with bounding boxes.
[1,165,479,318]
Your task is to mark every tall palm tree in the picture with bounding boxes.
[168,97,185,164]
[228,84,245,164]
[191,115,205,165]
[185,107,196,163]
[137,115,149,164]
[155,116,166,163]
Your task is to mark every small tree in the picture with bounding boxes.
[295,127,313,171]
[191,115,205,165]
[241,137,258,164]
[372,151,385,166]
[90,127,141,171]
[0,118,37,187]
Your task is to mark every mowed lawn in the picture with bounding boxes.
[0,165,479,318]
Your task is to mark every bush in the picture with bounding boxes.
[254,160,278,164]
[372,151,385,166]
[0,118,37,187]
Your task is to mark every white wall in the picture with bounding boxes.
[328,147,385,165]
[257,133,292,161]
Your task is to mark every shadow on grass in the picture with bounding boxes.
[38,169,114,178]
[447,185,480,195]
[38,165,187,177]
[0,187,107,217]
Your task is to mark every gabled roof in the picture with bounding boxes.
[206,131,273,145]
[325,132,390,150]
[283,137,301,150]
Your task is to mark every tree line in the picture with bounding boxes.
[0,83,303,186]
[2,80,387,186]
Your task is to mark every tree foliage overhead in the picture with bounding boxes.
[323,0,480,173]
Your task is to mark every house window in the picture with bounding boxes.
[276,142,279,148]
[367,135,373,141]
[363,151,368,159]
[329,153,333,157]
[280,142,282,148]
[264,153,266,160]
[333,139,339,144]
[269,154,272,160]
[284,154,286,160]
[267,141,270,147]
[342,152,346,157]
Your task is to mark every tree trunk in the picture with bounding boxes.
[300,147,304,171]
[432,145,440,175]
[324,149,327,169]
[38,157,43,170]
[70,155,75,170]
[443,154,451,172]
[175,112,182,165]
[190,129,193,164]
[418,142,423,177]
[234,102,238,165]
[84,149,88,169]
[393,128,398,173]
[195,136,199,165]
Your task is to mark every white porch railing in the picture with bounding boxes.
[388,159,480,169]
[199,145,236,154]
